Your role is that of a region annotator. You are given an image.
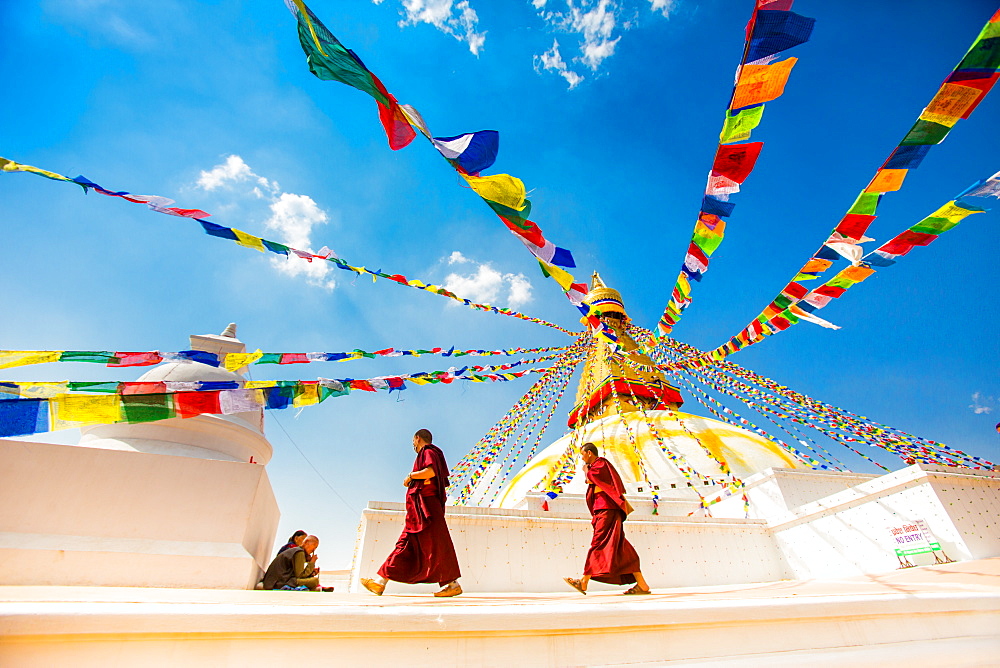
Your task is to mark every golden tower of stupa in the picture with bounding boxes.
[568,273,683,428]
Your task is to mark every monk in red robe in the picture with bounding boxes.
[361,428,462,597]
[564,442,651,595]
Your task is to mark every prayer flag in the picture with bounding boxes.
[288,0,415,150]
[720,105,765,143]
[0,351,61,370]
[175,390,222,418]
[731,57,797,109]
[0,398,49,437]
[432,131,499,174]
[865,169,907,193]
[711,142,764,183]
[745,10,815,63]
[462,173,527,211]
[50,394,122,431]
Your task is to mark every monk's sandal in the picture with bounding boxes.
[360,578,385,596]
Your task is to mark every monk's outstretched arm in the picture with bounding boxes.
[409,466,436,479]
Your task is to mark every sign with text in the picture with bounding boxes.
[889,519,951,565]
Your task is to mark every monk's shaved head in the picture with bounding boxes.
[581,443,598,456]
[414,428,433,444]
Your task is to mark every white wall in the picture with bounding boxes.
[352,501,789,593]
[0,439,280,589]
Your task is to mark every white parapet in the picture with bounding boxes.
[0,439,279,589]
[351,499,790,593]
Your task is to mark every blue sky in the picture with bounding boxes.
[2,0,998,566]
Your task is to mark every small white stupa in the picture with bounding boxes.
[0,324,280,589]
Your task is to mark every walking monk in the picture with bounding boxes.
[361,429,463,597]
[564,442,651,595]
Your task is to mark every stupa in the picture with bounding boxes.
[493,273,809,510]
[0,325,279,590]
[351,277,1000,594]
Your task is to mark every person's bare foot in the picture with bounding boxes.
[360,578,385,596]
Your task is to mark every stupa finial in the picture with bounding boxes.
[221,323,238,338]
[591,272,606,290]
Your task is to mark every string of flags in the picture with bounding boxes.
[285,0,622,347]
[0,361,557,438]
[0,156,579,337]
[702,8,1000,361]
[703,169,998,361]
[0,344,571,372]
[656,0,815,336]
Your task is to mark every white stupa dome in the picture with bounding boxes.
[492,410,809,508]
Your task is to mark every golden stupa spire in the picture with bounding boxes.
[568,275,682,428]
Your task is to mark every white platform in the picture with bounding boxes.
[1,558,998,667]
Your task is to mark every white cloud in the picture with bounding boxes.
[534,40,584,89]
[382,0,488,55]
[970,392,995,415]
[649,0,676,18]
[194,155,336,290]
[533,0,676,86]
[448,250,472,264]
[443,254,533,308]
[196,155,278,195]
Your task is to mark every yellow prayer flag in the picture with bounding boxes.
[17,382,70,398]
[0,157,73,182]
[232,229,266,252]
[923,83,982,120]
[460,173,527,211]
[731,58,797,110]
[293,384,320,407]
[224,349,263,372]
[541,261,576,291]
[865,168,908,193]
[50,394,122,431]
[0,351,62,370]
[929,201,984,223]
[245,380,278,389]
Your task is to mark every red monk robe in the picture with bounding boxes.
[584,456,640,585]
[377,443,461,586]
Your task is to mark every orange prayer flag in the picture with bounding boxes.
[840,265,876,282]
[801,258,833,273]
[865,168,907,193]
[731,58,797,109]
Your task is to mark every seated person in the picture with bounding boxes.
[277,530,307,555]
[262,535,331,591]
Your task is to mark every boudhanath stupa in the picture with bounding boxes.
[351,276,1000,598]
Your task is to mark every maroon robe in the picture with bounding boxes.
[378,443,461,585]
[583,456,640,585]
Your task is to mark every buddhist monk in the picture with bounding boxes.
[564,442,651,595]
[360,428,462,597]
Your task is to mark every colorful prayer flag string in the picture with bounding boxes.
[0,345,572,372]
[284,1,624,346]
[655,0,815,336]
[0,157,579,337]
[699,8,1000,360]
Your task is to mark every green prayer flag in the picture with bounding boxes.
[256,353,283,364]
[847,192,880,216]
[910,216,961,235]
[59,351,117,364]
[720,105,765,144]
[121,393,175,423]
[900,119,951,146]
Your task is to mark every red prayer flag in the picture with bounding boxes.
[711,142,764,184]
[781,281,809,300]
[121,381,167,395]
[835,214,877,239]
[278,353,310,364]
[814,285,847,298]
[109,351,163,367]
[175,390,222,418]
[370,73,416,150]
[350,380,376,392]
